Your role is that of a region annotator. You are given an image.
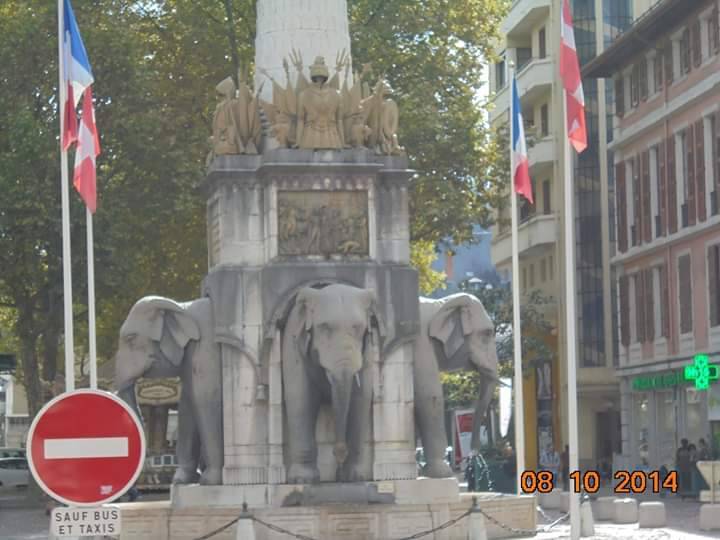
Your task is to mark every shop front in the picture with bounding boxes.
[625,356,719,470]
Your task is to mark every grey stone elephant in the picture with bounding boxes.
[282,284,384,484]
[114,296,223,485]
[414,293,498,478]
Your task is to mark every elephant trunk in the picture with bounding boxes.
[470,376,496,451]
[117,382,143,424]
[329,371,355,467]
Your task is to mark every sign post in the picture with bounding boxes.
[27,390,145,537]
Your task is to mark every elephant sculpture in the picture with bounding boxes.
[414,293,498,478]
[282,284,384,484]
[114,296,223,485]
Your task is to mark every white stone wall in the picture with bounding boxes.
[254,0,352,101]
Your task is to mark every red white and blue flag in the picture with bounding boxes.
[511,77,533,204]
[560,0,587,153]
[73,87,100,213]
[61,0,94,151]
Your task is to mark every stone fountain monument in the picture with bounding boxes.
[114,1,536,538]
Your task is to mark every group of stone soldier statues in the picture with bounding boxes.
[209,50,404,157]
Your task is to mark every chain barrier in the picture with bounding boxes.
[192,496,571,540]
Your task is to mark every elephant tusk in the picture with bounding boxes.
[355,373,361,388]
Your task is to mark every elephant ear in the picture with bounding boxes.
[161,310,201,367]
[358,289,387,342]
[428,294,476,359]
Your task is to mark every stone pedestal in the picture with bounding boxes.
[203,151,419,486]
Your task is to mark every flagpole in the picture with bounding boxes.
[508,61,526,495]
[87,207,97,389]
[562,89,581,540]
[58,0,75,393]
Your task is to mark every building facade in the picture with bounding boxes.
[585,0,720,469]
[489,0,632,470]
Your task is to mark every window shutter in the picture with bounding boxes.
[633,156,642,246]
[642,150,651,242]
[615,77,625,118]
[620,275,630,347]
[665,41,674,85]
[696,119,707,222]
[635,272,646,343]
[646,268,655,342]
[688,127,697,226]
[679,254,693,334]
[682,28,691,74]
[616,162,628,252]
[713,8,720,54]
[667,136,678,233]
[709,246,720,327]
[658,141,667,236]
[715,112,720,209]
[660,264,669,337]
[692,20,702,68]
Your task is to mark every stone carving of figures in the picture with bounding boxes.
[210,77,244,156]
[236,67,263,154]
[366,80,405,156]
[296,57,345,150]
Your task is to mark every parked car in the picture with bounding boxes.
[0,457,29,491]
[0,447,26,459]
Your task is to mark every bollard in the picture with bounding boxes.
[235,502,257,540]
[468,497,488,540]
[580,500,595,537]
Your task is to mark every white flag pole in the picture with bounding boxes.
[58,0,75,393]
[562,89,581,540]
[87,207,97,389]
[508,61,526,494]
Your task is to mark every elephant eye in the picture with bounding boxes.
[124,333,137,345]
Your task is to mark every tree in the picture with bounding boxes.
[1,0,510,416]
[441,282,554,409]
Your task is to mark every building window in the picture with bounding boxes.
[709,244,720,328]
[664,41,674,85]
[639,59,648,101]
[691,20,702,68]
[680,28,691,74]
[681,130,690,227]
[630,63,639,107]
[678,253,693,335]
[634,273,645,343]
[540,104,549,137]
[631,157,640,246]
[542,179,551,214]
[710,8,720,54]
[540,259,547,282]
[495,60,506,90]
[651,146,660,238]
[516,47,532,71]
[652,266,662,340]
[713,114,719,216]
[615,76,625,117]
[653,52,664,93]
[529,263,535,288]
[539,27,547,59]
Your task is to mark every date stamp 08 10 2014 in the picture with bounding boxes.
[520,470,679,494]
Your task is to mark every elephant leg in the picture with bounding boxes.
[195,380,224,485]
[284,360,321,484]
[173,385,201,484]
[343,368,373,482]
[414,344,453,478]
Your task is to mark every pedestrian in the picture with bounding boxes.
[676,438,691,499]
[561,445,570,491]
[689,443,702,498]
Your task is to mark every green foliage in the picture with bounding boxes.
[441,282,553,408]
[0,0,510,414]
[410,241,446,295]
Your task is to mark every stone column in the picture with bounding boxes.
[254,0,352,101]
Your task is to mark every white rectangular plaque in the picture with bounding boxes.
[51,506,121,537]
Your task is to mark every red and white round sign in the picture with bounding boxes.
[27,389,146,506]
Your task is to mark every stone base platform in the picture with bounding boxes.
[118,490,536,540]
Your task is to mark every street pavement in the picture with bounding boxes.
[2,490,720,539]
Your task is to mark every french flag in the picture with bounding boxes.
[73,87,100,213]
[61,0,94,151]
[511,77,533,204]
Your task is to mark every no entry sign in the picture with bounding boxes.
[27,389,145,506]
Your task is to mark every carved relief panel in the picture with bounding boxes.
[277,190,369,257]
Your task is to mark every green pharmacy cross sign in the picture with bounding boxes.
[684,354,720,390]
